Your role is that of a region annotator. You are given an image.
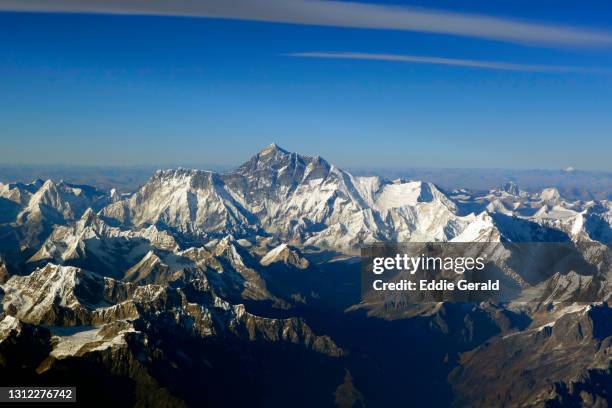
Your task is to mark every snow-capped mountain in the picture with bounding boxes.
[0,145,610,407]
[7,145,609,255]
[0,179,106,250]
[451,181,612,243]
[99,144,477,249]
[29,208,178,277]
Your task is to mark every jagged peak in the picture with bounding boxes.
[237,144,331,175]
[108,188,122,204]
[260,243,310,269]
[38,262,80,275]
[139,169,223,195]
[25,179,68,213]
[123,251,168,284]
[212,235,249,268]
[501,181,521,196]
[178,246,212,260]
[540,187,562,201]
[0,315,21,339]
[80,207,97,222]
[30,179,87,202]
[140,250,161,263]
[252,143,293,163]
[451,211,501,242]
[259,142,289,156]
[33,179,59,197]
[14,263,93,288]
[152,168,214,180]
[219,234,237,244]
[214,235,241,254]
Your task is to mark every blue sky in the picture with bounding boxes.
[1,0,612,170]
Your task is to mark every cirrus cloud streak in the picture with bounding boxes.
[1,0,612,48]
[286,51,610,74]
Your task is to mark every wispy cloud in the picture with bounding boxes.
[2,0,612,48]
[286,52,610,74]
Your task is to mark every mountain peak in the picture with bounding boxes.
[501,181,520,196]
[259,143,289,156]
[79,207,97,224]
[237,144,335,172]
[540,187,562,202]
[260,243,310,269]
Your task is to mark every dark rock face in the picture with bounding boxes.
[449,304,612,407]
[0,258,346,406]
[0,316,52,371]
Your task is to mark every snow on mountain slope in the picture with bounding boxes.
[260,243,309,269]
[0,179,44,207]
[1,264,110,325]
[452,181,612,244]
[101,168,257,238]
[49,322,138,359]
[575,203,612,243]
[123,250,171,284]
[207,235,279,302]
[451,212,501,242]
[1,180,107,249]
[98,144,477,249]
[29,208,178,275]
[4,148,610,259]
[19,180,104,222]
[373,180,456,212]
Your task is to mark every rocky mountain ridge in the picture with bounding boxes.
[0,145,610,407]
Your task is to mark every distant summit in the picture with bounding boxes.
[500,181,520,196]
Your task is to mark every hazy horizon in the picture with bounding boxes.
[2,154,611,201]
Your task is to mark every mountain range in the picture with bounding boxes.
[0,144,610,407]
